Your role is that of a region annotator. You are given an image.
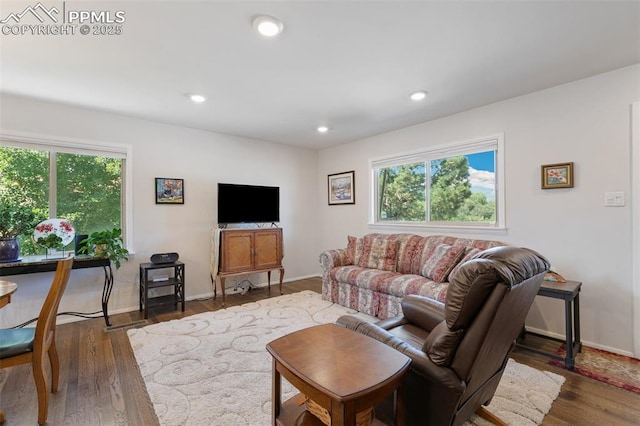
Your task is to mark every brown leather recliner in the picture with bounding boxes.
[336,245,550,426]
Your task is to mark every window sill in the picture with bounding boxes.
[368,222,507,236]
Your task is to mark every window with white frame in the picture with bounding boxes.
[0,135,131,255]
[371,134,505,228]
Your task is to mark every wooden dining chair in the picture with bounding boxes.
[0,255,74,425]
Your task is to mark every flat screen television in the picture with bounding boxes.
[217,183,280,224]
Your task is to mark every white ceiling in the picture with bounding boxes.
[1,1,639,149]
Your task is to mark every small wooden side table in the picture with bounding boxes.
[266,323,411,426]
[517,279,582,370]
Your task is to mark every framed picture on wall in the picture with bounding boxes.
[155,178,184,204]
[541,162,573,189]
[328,171,355,205]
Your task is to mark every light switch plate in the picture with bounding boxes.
[604,192,625,207]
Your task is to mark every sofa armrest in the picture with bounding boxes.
[319,248,349,272]
[401,294,446,332]
[335,315,464,392]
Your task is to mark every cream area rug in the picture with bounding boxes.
[127,290,565,426]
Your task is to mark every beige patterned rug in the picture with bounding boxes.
[127,291,564,425]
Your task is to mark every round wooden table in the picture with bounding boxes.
[0,280,17,308]
[0,280,18,424]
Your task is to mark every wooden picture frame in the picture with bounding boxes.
[328,171,355,205]
[541,162,574,189]
[155,178,184,204]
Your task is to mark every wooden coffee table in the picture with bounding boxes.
[266,323,411,426]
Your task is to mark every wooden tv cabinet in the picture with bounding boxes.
[216,228,284,305]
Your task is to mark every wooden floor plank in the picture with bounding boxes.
[1,277,639,425]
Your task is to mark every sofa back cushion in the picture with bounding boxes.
[394,234,428,274]
[345,235,364,265]
[357,235,399,271]
[411,235,457,275]
[351,233,506,277]
[420,244,466,282]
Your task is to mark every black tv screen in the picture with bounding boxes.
[217,183,280,224]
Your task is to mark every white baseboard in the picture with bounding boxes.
[525,325,635,358]
[52,274,324,325]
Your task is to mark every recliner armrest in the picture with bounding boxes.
[401,294,445,332]
[375,315,410,330]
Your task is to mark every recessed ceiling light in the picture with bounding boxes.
[317,126,329,133]
[410,91,427,101]
[186,93,206,103]
[253,15,283,37]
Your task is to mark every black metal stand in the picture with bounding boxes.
[101,263,114,326]
[139,261,185,319]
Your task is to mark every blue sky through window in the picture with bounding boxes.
[466,151,495,201]
[467,151,495,172]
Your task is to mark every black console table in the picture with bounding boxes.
[517,279,582,370]
[0,255,114,327]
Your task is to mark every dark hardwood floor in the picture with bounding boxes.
[1,277,639,425]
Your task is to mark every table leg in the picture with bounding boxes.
[220,276,226,306]
[101,264,114,327]
[574,292,582,353]
[139,267,143,313]
[396,384,406,426]
[564,299,574,370]
[279,268,284,295]
[332,399,355,426]
[272,358,281,426]
[177,265,185,312]
[267,270,271,294]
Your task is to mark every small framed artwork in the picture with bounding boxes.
[155,178,184,204]
[328,170,355,205]
[541,162,574,189]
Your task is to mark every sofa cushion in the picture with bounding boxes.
[345,235,364,265]
[420,244,466,282]
[395,234,426,274]
[331,266,449,302]
[411,236,456,275]
[357,236,399,271]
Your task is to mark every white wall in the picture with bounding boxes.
[318,64,640,355]
[0,94,320,328]
[2,65,638,355]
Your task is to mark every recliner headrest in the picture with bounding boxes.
[445,246,550,330]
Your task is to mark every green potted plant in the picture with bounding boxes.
[79,228,129,269]
[36,233,63,257]
[0,204,39,262]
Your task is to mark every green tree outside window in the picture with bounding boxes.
[376,151,496,225]
[0,146,123,255]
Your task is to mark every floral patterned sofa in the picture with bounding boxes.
[320,233,505,319]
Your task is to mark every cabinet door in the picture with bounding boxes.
[221,232,254,273]
[254,229,282,270]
